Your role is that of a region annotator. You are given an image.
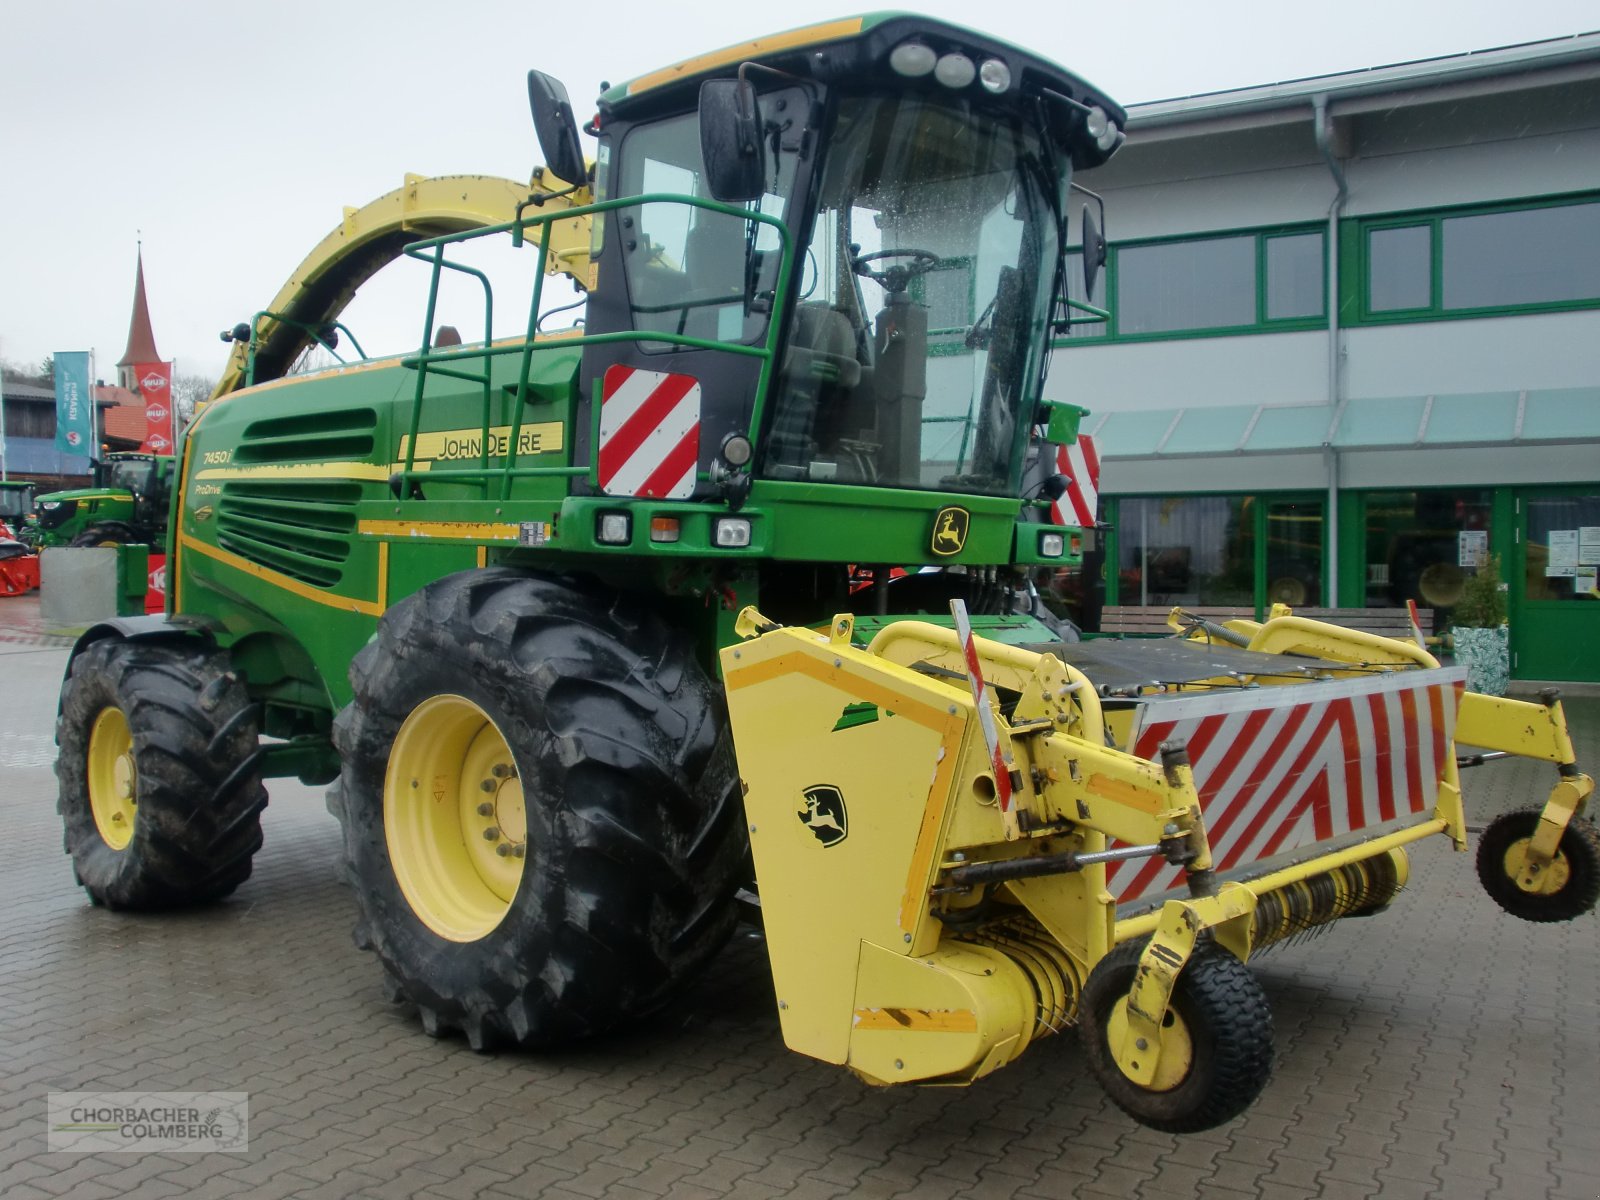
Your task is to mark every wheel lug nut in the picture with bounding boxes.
[492,763,513,779]
[480,779,496,793]
[511,845,526,859]
[477,801,495,816]
[495,844,511,857]
[483,827,500,841]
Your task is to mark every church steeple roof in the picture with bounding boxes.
[116,249,162,367]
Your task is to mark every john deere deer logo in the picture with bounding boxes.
[798,784,848,847]
[930,506,970,557]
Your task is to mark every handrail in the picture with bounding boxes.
[243,313,367,388]
[395,191,795,502]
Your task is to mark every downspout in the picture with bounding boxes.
[1314,94,1348,606]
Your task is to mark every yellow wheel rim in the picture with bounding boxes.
[87,707,137,851]
[384,694,527,942]
[1107,998,1195,1093]
[1503,836,1570,896]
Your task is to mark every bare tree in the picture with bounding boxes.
[171,373,217,427]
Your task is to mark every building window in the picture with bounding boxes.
[1265,497,1324,607]
[1057,225,1326,345]
[1117,236,1256,334]
[1443,204,1600,310]
[1367,224,1432,312]
[1264,232,1326,320]
[1361,489,1492,617]
[1356,194,1600,322]
[1117,495,1257,606]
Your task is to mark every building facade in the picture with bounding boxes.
[1044,33,1600,681]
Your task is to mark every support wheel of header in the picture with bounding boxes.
[1079,938,1273,1133]
[1476,807,1600,923]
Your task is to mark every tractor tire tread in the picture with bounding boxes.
[55,638,267,909]
[333,568,746,1051]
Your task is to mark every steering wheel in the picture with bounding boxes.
[850,248,941,293]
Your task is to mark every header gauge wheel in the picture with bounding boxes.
[1476,808,1600,923]
[1079,938,1273,1133]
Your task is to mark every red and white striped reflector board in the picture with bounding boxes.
[598,366,702,500]
[1109,668,1468,903]
[1050,434,1100,528]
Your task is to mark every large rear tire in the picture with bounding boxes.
[332,568,746,1050]
[1079,938,1273,1133]
[55,638,268,908]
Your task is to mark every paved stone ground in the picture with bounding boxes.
[1,611,1596,1199]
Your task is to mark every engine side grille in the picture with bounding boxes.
[215,481,360,588]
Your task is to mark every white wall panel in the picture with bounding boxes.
[1045,332,1327,412]
[1343,311,1600,398]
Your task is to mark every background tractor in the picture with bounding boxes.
[31,451,174,548]
[0,479,40,595]
[51,15,1595,1133]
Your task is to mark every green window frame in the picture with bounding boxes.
[1055,223,1327,347]
[1344,191,1600,325]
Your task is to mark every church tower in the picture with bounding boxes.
[116,250,162,391]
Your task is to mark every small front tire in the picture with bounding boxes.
[1079,938,1274,1133]
[1476,807,1600,923]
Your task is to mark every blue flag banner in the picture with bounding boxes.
[54,351,94,456]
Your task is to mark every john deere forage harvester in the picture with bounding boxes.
[54,15,1596,1132]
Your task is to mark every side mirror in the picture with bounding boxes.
[1082,207,1107,299]
[527,70,588,186]
[699,78,765,202]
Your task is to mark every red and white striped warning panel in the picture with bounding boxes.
[1108,668,1468,902]
[1050,434,1100,528]
[598,366,702,500]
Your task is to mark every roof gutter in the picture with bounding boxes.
[1314,93,1348,606]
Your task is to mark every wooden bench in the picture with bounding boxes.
[1097,605,1433,639]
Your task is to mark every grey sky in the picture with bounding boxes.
[3,0,1595,383]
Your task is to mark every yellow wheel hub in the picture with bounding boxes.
[1107,998,1194,1092]
[385,694,527,942]
[1503,836,1571,896]
[87,707,137,851]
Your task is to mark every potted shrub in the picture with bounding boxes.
[1451,553,1510,695]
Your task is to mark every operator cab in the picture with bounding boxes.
[548,15,1123,508]
[100,454,170,526]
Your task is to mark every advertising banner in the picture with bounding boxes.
[54,351,94,455]
[135,361,174,455]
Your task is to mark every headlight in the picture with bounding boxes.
[978,59,1011,94]
[1040,532,1065,558]
[714,518,752,548]
[596,512,631,545]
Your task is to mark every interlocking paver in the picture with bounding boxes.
[2,627,1597,1199]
